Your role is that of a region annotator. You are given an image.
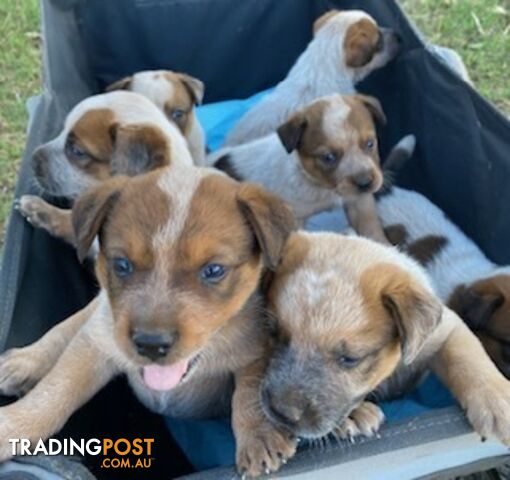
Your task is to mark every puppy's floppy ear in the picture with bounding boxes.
[177,73,205,106]
[313,10,340,35]
[355,94,387,125]
[72,177,127,263]
[363,263,443,365]
[449,285,503,331]
[344,22,378,68]
[110,124,170,176]
[105,76,133,92]
[277,113,308,153]
[237,183,296,270]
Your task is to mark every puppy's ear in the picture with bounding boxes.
[237,183,296,270]
[355,95,387,125]
[277,113,308,153]
[313,10,340,34]
[449,285,503,331]
[344,22,378,67]
[105,76,133,92]
[72,178,127,262]
[363,263,443,365]
[110,124,170,176]
[177,73,205,106]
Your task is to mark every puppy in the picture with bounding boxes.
[209,93,388,243]
[106,70,206,165]
[258,231,510,471]
[226,9,400,146]
[377,184,510,378]
[0,163,298,478]
[15,90,192,248]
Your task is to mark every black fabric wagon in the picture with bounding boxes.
[1,0,510,478]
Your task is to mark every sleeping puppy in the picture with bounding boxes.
[0,163,298,477]
[106,70,206,165]
[226,9,400,146]
[209,93,388,243]
[255,231,510,473]
[377,184,510,378]
[15,90,192,249]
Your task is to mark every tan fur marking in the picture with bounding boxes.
[344,19,381,68]
[71,108,116,175]
[313,10,340,35]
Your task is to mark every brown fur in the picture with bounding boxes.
[69,109,116,179]
[111,123,171,175]
[406,235,448,267]
[448,275,510,377]
[313,10,341,35]
[361,263,442,365]
[344,19,382,68]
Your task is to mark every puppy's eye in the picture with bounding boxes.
[113,257,134,278]
[365,138,376,152]
[200,263,227,284]
[337,355,361,369]
[319,152,338,167]
[65,140,88,159]
[170,109,186,122]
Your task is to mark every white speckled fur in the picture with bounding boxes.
[226,10,395,145]
[376,187,509,301]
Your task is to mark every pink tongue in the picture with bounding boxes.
[143,360,189,391]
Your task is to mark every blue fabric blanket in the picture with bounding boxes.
[166,91,456,471]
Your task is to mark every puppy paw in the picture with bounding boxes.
[0,348,44,396]
[14,195,52,229]
[333,401,385,441]
[236,427,296,478]
[464,378,510,445]
[0,409,19,462]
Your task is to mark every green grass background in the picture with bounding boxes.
[0,0,508,244]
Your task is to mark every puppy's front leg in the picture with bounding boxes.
[0,297,99,396]
[432,309,510,445]
[0,328,116,461]
[233,359,297,478]
[343,194,389,245]
[15,195,75,246]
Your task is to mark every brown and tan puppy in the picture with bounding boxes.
[257,232,510,462]
[0,163,297,477]
[106,69,206,165]
[208,94,388,243]
[15,90,192,249]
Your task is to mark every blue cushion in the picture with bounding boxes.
[166,90,456,471]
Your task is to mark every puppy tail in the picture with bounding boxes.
[378,134,416,197]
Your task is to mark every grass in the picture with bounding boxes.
[400,0,510,114]
[0,0,40,245]
[0,0,508,245]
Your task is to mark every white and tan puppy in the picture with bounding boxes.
[106,69,206,165]
[226,9,400,146]
[377,184,510,378]
[209,93,388,242]
[259,231,510,463]
[15,90,193,247]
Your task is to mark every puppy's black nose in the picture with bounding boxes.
[131,330,177,361]
[262,388,304,428]
[353,173,374,192]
